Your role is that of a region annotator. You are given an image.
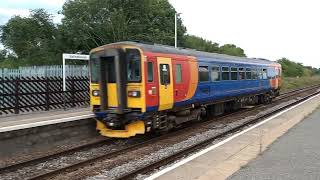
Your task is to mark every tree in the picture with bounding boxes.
[183,35,220,53]
[219,44,246,57]
[0,9,60,65]
[60,0,187,53]
[277,58,306,77]
[0,49,6,61]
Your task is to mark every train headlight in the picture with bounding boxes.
[128,90,141,97]
[92,90,100,97]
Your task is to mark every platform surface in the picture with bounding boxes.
[0,107,93,132]
[229,107,320,180]
[151,94,320,180]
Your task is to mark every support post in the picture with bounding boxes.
[175,13,177,48]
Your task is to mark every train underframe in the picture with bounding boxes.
[96,89,280,138]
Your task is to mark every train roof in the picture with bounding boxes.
[100,41,279,66]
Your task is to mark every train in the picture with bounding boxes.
[89,41,281,138]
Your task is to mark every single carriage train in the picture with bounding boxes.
[89,41,281,138]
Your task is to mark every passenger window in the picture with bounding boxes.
[231,67,238,80]
[147,62,153,82]
[252,68,258,79]
[258,68,263,79]
[246,68,252,80]
[160,64,170,85]
[262,69,267,79]
[239,68,245,80]
[267,68,274,79]
[175,64,182,83]
[211,66,220,81]
[199,66,209,82]
[222,67,230,80]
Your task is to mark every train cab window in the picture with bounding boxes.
[175,64,182,83]
[90,58,99,83]
[222,67,230,80]
[246,68,252,80]
[211,66,220,81]
[239,68,245,80]
[199,66,209,82]
[126,49,141,82]
[160,64,170,85]
[262,69,268,79]
[231,67,238,80]
[252,68,258,79]
[147,62,153,82]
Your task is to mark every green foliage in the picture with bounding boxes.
[277,57,320,77]
[183,35,220,53]
[219,44,246,57]
[0,9,61,66]
[281,76,320,92]
[182,35,246,57]
[60,0,186,53]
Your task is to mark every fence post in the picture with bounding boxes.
[14,77,19,114]
[71,77,75,107]
[45,77,50,111]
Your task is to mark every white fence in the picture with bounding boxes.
[0,65,89,78]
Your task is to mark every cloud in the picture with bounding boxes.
[0,8,30,24]
[0,8,30,17]
[0,0,66,24]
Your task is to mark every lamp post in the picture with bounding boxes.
[175,12,181,48]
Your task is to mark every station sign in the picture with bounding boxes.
[62,53,89,60]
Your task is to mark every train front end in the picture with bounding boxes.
[89,44,146,138]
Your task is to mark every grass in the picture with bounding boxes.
[281,76,320,92]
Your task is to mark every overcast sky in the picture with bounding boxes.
[0,0,319,68]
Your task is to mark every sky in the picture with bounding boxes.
[0,0,319,68]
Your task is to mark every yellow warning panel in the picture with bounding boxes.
[96,120,145,138]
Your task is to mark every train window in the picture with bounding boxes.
[239,68,245,80]
[175,64,182,83]
[147,62,153,82]
[199,66,209,82]
[231,67,238,80]
[211,66,220,81]
[252,68,258,79]
[267,68,275,79]
[262,69,267,79]
[222,67,230,80]
[246,68,252,80]
[160,64,170,85]
[126,49,141,82]
[90,58,99,83]
[258,68,263,79]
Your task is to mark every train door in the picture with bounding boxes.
[157,57,174,111]
[172,59,189,102]
[145,57,159,110]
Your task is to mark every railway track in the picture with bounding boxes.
[1,84,320,180]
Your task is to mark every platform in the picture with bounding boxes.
[148,93,320,180]
[0,108,94,133]
[229,106,320,180]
